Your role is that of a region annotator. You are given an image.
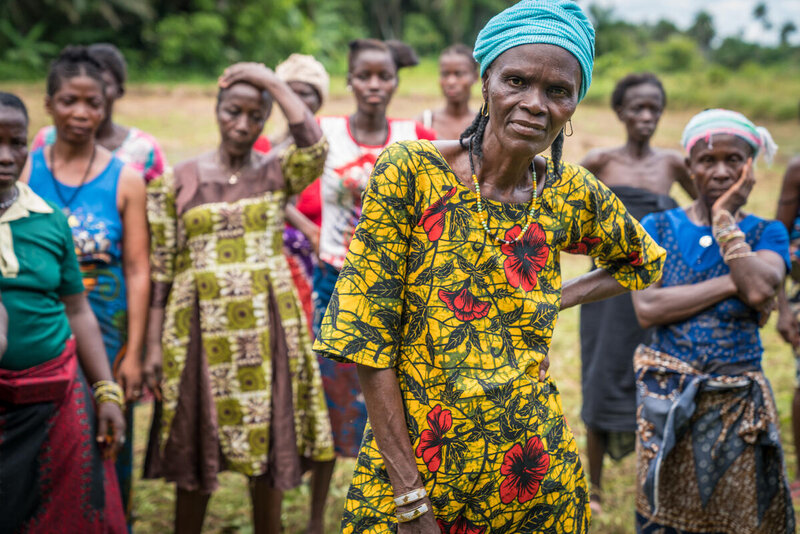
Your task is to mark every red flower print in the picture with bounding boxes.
[418,188,457,241]
[438,282,491,322]
[628,250,643,266]
[437,516,487,534]
[562,236,602,255]
[499,436,550,504]
[500,224,550,291]
[415,405,452,473]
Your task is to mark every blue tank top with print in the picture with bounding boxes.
[28,147,125,265]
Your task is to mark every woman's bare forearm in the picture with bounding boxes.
[631,275,737,328]
[286,204,320,245]
[561,269,627,310]
[62,292,115,384]
[357,365,423,495]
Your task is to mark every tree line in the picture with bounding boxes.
[1,0,799,95]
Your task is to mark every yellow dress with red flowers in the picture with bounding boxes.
[313,140,665,533]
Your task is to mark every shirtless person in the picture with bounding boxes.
[775,155,800,501]
[417,44,478,140]
[578,72,695,515]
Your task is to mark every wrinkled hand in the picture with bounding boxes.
[97,401,126,459]
[712,158,754,216]
[396,498,439,534]
[539,354,550,382]
[218,62,278,92]
[116,354,143,403]
[142,343,163,401]
[756,295,778,328]
[778,306,800,348]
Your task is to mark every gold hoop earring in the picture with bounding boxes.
[481,101,488,117]
[564,119,574,137]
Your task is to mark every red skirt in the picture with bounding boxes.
[0,339,127,533]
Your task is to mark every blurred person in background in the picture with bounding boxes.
[774,149,800,501]
[255,53,330,339]
[143,62,332,534]
[0,90,127,534]
[417,44,479,140]
[310,38,435,534]
[632,108,794,533]
[32,43,167,184]
[24,45,150,528]
[577,72,695,515]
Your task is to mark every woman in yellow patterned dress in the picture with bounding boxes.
[144,62,333,534]
[313,2,665,533]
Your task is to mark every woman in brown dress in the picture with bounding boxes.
[144,62,333,534]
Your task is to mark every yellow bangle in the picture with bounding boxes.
[92,380,124,409]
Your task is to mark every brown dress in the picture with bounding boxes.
[144,120,333,493]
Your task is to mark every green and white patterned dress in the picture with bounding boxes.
[146,124,333,492]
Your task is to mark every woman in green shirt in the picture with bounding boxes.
[0,91,127,533]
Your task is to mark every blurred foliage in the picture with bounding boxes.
[1,0,800,119]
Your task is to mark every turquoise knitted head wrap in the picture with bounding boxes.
[473,0,595,101]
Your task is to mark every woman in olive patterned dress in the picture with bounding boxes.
[144,62,333,534]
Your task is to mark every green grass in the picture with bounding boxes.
[4,79,799,532]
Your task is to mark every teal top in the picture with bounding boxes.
[0,183,85,370]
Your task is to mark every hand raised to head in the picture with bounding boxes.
[218,62,278,92]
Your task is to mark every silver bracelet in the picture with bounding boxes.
[393,487,427,507]
[396,502,429,523]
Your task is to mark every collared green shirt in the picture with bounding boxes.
[0,182,84,370]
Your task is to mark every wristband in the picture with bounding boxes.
[396,503,429,523]
[394,487,427,507]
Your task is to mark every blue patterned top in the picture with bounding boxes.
[641,207,790,368]
[28,148,125,265]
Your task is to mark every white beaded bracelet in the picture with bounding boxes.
[393,487,427,507]
[396,502,429,523]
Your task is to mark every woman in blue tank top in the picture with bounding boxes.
[25,46,149,529]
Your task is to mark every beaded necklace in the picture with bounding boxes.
[468,137,537,245]
[0,185,18,210]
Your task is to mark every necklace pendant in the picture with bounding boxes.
[699,235,713,248]
[228,174,239,185]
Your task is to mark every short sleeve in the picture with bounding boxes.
[147,169,178,302]
[561,165,666,290]
[640,213,659,244]
[313,143,415,369]
[54,211,85,296]
[280,131,328,196]
[754,219,791,271]
[30,126,53,152]
[142,134,168,183]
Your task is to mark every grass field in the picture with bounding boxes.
[5,79,800,533]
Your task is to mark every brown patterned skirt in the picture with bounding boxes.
[634,345,795,533]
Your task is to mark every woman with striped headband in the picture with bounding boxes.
[314,1,665,532]
[632,109,794,532]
